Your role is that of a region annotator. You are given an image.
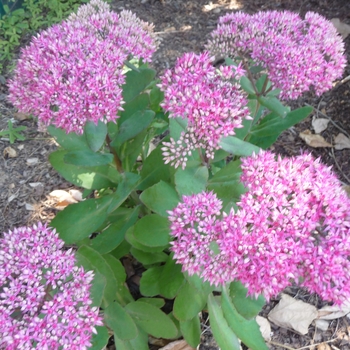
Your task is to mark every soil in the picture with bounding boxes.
[1,0,350,349]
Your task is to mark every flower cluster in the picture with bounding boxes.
[0,223,102,349]
[159,52,251,169]
[207,11,346,99]
[169,151,350,304]
[8,0,156,134]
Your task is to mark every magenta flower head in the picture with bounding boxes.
[208,11,346,99]
[8,0,156,134]
[169,151,350,304]
[0,223,102,349]
[159,51,251,169]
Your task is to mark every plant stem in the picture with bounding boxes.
[106,134,124,173]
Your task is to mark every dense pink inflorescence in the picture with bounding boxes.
[169,151,350,304]
[8,0,156,134]
[208,11,346,100]
[0,223,102,349]
[159,52,251,169]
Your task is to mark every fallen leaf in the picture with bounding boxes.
[25,203,35,211]
[317,300,350,320]
[159,340,196,350]
[68,189,83,202]
[8,194,18,203]
[317,343,331,350]
[312,117,330,134]
[268,294,318,334]
[256,315,271,341]
[3,146,17,158]
[314,319,329,331]
[49,189,79,209]
[299,130,332,148]
[331,18,350,39]
[26,158,39,165]
[14,112,30,121]
[334,133,350,150]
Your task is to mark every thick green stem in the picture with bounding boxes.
[106,134,124,173]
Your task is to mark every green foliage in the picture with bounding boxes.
[0,120,26,143]
[0,0,95,73]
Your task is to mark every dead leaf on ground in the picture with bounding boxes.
[312,117,330,134]
[14,112,30,121]
[317,300,350,320]
[268,293,318,335]
[26,158,39,165]
[256,316,271,341]
[3,146,17,158]
[314,319,329,331]
[317,343,331,350]
[49,189,80,209]
[334,133,350,150]
[331,18,350,39]
[159,340,196,350]
[299,130,332,148]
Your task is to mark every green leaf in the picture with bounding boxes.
[169,117,187,140]
[48,125,88,150]
[207,160,246,207]
[111,110,155,147]
[90,326,110,350]
[222,288,268,350]
[133,214,170,248]
[173,282,207,321]
[104,302,139,340]
[175,166,208,196]
[125,226,167,253]
[123,67,156,103]
[234,99,266,140]
[240,76,256,95]
[229,281,265,319]
[103,253,134,306]
[250,106,313,149]
[138,146,173,190]
[76,245,119,308]
[114,327,149,350]
[139,266,163,296]
[107,172,140,213]
[138,298,165,308]
[150,85,164,110]
[75,253,106,307]
[208,294,241,350]
[131,247,168,265]
[159,254,185,299]
[140,181,179,217]
[219,136,261,156]
[84,120,107,152]
[49,150,118,190]
[125,301,178,339]
[180,317,201,348]
[117,93,150,126]
[256,74,271,94]
[50,195,113,244]
[257,95,290,118]
[64,150,113,167]
[90,207,140,254]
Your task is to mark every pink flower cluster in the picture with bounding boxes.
[159,52,251,169]
[169,151,350,303]
[208,11,346,99]
[0,223,102,349]
[8,0,156,134]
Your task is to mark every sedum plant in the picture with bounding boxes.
[4,0,349,349]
